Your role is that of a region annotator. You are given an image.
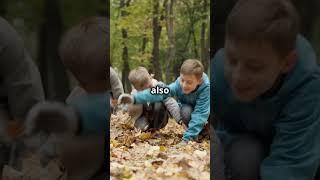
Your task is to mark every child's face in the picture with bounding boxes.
[224,39,295,102]
[180,74,202,94]
[135,80,153,91]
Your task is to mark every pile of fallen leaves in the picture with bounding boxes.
[110,111,210,180]
[1,133,67,180]
[2,154,66,180]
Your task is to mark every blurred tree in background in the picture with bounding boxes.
[1,0,107,101]
[111,0,210,92]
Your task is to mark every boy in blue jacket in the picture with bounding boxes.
[212,0,320,179]
[24,17,109,180]
[118,59,210,143]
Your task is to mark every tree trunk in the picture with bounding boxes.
[106,0,110,91]
[38,0,69,101]
[165,0,175,83]
[204,18,210,72]
[120,0,131,92]
[211,0,238,58]
[141,34,147,54]
[0,0,6,17]
[200,0,209,69]
[99,0,108,16]
[151,0,165,81]
[192,26,198,58]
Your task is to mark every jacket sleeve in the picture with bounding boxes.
[70,93,109,135]
[133,79,178,104]
[0,18,44,121]
[163,97,181,122]
[261,91,320,180]
[110,67,124,99]
[182,85,210,141]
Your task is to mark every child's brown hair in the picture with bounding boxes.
[180,59,204,79]
[128,67,151,90]
[226,0,300,57]
[59,16,108,92]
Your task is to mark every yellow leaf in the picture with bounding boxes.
[111,139,119,148]
[122,167,132,178]
[140,132,152,140]
[160,145,166,152]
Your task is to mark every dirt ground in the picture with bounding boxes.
[110,111,210,180]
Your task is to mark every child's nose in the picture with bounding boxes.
[233,65,249,84]
[182,82,188,88]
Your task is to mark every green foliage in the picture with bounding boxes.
[61,0,106,29]
[4,0,106,33]
[5,0,44,32]
[111,0,210,83]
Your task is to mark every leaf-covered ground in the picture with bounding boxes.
[110,111,210,180]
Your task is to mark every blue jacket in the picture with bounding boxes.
[212,35,320,180]
[69,93,109,136]
[133,73,210,141]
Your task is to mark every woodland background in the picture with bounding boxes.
[110,0,210,92]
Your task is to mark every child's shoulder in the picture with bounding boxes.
[202,73,210,84]
[151,78,159,86]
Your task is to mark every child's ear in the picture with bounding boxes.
[282,50,297,73]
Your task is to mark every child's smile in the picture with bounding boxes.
[180,74,202,94]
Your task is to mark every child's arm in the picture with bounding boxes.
[155,81,181,122]
[182,85,210,141]
[110,67,124,99]
[260,93,320,180]
[119,79,179,105]
[25,93,109,136]
[0,18,44,121]
[163,97,181,122]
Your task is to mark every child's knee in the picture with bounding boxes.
[225,134,268,180]
[58,136,104,179]
[150,102,168,129]
[128,104,143,121]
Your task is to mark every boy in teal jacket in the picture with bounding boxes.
[212,0,320,179]
[118,59,210,143]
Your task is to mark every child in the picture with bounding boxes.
[127,66,181,131]
[49,16,108,180]
[110,66,124,110]
[0,17,44,172]
[25,93,109,179]
[0,17,45,139]
[118,59,210,143]
[212,0,320,179]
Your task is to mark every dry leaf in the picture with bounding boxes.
[110,111,210,179]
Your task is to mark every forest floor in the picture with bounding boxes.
[110,111,210,180]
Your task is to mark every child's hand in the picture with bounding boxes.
[111,98,118,107]
[25,102,79,135]
[118,94,134,105]
[177,140,188,147]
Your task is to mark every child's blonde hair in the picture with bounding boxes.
[180,59,204,79]
[128,67,152,90]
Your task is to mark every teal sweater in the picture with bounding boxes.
[212,35,320,179]
[133,74,210,141]
[69,93,109,135]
